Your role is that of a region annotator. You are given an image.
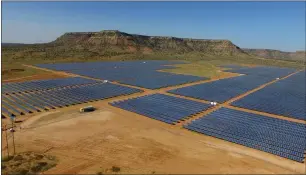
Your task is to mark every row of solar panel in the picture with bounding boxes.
[36,60,184,71]
[2,77,98,94]
[224,66,296,79]
[36,61,207,89]
[110,93,212,124]
[118,75,207,89]
[168,74,274,103]
[1,82,142,118]
[67,69,176,82]
[232,71,306,120]
[67,68,206,89]
[184,108,306,162]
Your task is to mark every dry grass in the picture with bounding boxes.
[1,152,57,175]
[162,61,239,78]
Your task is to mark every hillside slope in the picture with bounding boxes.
[243,48,305,62]
[52,30,246,56]
[2,30,249,61]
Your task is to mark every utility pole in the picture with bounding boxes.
[10,115,16,155]
[4,125,9,157]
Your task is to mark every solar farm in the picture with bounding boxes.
[1,60,305,173]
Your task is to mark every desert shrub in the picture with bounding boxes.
[35,154,44,160]
[13,155,24,161]
[2,156,14,162]
[111,166,120,172]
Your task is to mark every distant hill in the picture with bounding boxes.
[1,30,304,65]
[2,30,250,61]
[243,48,305,62]
[50,30,246,57]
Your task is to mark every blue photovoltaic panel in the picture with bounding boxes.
[2,77,98,94]
[1,101,23,116]
[224,66,296,79]
[1,82,142,117]
[168,75,273,103]
[67,68,206,89]
[232,71,306,120]
[36,60,184,71]
[2,95,32,114]
[1,107,14,117]
[8,94,40,112]
[36,61,207,89]
[118,75,206,89]
[109,93,212,124]
[12,93,48,111]
[185,107,306,162]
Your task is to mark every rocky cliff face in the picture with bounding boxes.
[51,30,246,56]
[243,48,305,62]
[7,30,305,62]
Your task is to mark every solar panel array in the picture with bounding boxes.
[185,108,306,162]
[36,60,184,71]
[232,71,306,120]
[2,77,98,94]
[36,61,207,89]
[110,93,212,124]
[225,66,296,79]
[1,83,142,118]
[168,75,274,103]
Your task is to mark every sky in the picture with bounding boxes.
[2,1,305,52]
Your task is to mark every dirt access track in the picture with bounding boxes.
[2,65,305,174]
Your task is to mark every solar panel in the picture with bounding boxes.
[12,93,47,111]
[21,93,56,110]
[1,106,13,118]
[2,95,32,114]
[2,77,99,94]
[8,94,40,112]
[110,93,212,124]
[168,75,274,103]
[3,82,142,115]
[184,107,306,162]
[36,60,184,71]
[224,66,296,79]
[2,101,24,115]
[232,71,306,120]
[36,61,207,89]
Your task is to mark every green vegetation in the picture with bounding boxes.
[1,152,57,175]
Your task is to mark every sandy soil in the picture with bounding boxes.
[2,98,305,174]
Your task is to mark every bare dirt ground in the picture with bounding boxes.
[2,101,305,174]
[2,64,305,174]
[2,73,71,83]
